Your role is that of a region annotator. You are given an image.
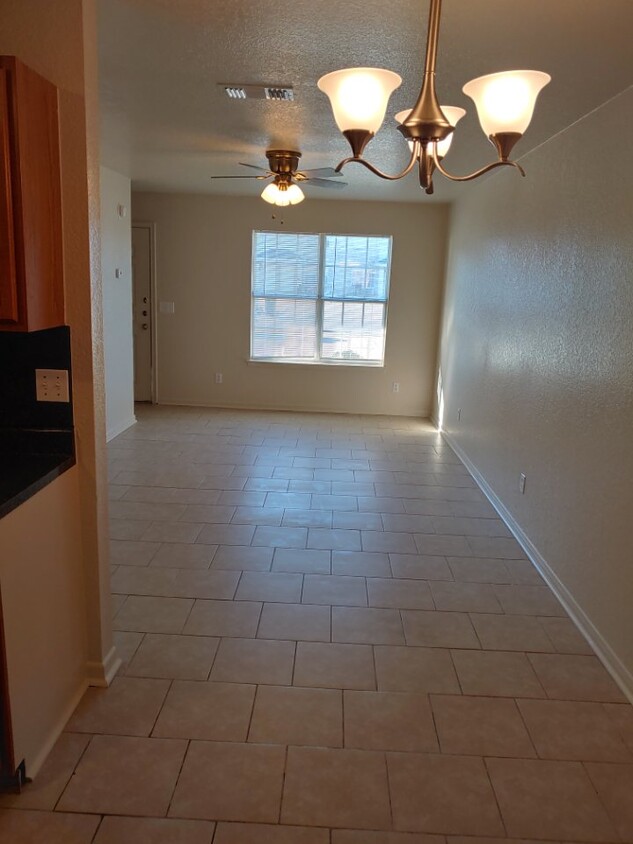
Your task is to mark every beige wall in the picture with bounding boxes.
[0,0,114,775]
[132,193,449,417]
[101,166,135,440]
[435,86,633,696]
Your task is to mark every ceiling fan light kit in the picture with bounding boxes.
[317,0,551,194]
[261,181,305,206]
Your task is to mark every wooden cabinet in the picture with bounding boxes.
[0,56,63,332]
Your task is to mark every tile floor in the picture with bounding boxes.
[2,404,633,843]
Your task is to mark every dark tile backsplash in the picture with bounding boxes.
[0,326,73,430]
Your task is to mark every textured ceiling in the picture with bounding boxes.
[98,0,633,202]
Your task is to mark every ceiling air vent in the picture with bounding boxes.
[220,84,294,101]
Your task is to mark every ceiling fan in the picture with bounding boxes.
[211,149,347,206]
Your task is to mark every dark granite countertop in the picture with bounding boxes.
[0,429,75,520]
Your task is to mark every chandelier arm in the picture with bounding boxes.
[334,142,420,180]
[431,144,526,181]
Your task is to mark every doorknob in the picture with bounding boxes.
[142,323,148,330]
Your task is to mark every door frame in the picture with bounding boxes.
[131,221,158,404]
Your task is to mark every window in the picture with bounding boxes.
[251,231,392,365]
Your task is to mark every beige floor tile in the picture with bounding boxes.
[375,646,460,693]
[470,613,554,652]
[528,653,627,702]
[333,833,443,844]
[344,690,438,752]
[249,685,343,747]
[212,545,273,571]
[387,752,504,835]
[266,491,312,508]
[493,584,565,616]
[294,642,376,690]
[58,734,186,816]
[150,543,217,569]
[272,548,331,574]
[506,558,545,585]
[111,500,188,522]
[302,574,367,606]
[466,536,526,559]
[452,649,544,697]
[197,524,255,546]
[430,581,502,613]
[94,816,215,844]
[332,550,391,577]
[281,746,391,829]
[210,637,295,685]
[172,569,241,600]
[431,694,535,757]
[307,528,362,551]
[414,534,472,557]
[358,496,405,513]
[235,571,303,603]
[183,599,262,637]
[585,762,633,841]
[110,519,153,540]
[332,606,405,645]
[66,676,170,735]
[125,633,219,680]
[112,593,128,616]
[333,511,383,530]
[538,616,594,654]
[381,514,435,534]
[389,554,452,581]
[179,504,237,523]
[252,525,308,548]
[153,680,255,740]
[110,539,161,566]
[368,578,434,610]
[402,610,480,649]
[111,566,179,597]
[112,630,144,670]
[486,757,618,841]
[362,530,418,554]
[0,733,89,810]
[447,556,511,583]
[603,703,633,753]
[114,595,194,633]
[215,822,329,843]
[0,810,99,844]
[518,699,632,761]
[257,602,331,642]
[218,490,266,506]
[282,508,333,528]
[169,741,285,822]
[141,521,204,543]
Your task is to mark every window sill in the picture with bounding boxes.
[247,358,385,369]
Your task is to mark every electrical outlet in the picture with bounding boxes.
[35,369,70,403]
[457,407,462,421]
[392,382,400,393]
[215,373,223,384]
[519,472,527,494]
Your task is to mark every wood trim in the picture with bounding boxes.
[0,69,18,324]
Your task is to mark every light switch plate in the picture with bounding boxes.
[35,369,70,402]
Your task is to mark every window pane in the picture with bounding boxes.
[323,235,390,301]
[252,297,317,359]
[320,301,386,362]
[253,231,320,298]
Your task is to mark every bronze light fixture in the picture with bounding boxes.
[317,0,550,194]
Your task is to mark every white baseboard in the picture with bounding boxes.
[441,429,633,705]
[86,645,122,688]
[25,679,88,779]
[156,398,429,419]
[106,415,137,442]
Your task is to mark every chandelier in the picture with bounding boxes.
[317,0,550,194]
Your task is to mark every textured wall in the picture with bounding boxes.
[436,86,633,690]
[101,166,135,440]
[132,193,449,417]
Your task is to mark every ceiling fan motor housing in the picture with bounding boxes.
[266,149,302,175]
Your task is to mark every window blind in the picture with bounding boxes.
[251,231,391,365]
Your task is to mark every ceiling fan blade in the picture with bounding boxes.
[304,177,348,189]
[210,175,269,180]
[239,162,273,173]
[298,167,343,178]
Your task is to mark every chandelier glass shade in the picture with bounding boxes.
[317,0,551,194]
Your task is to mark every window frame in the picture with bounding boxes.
[249,230,392,367]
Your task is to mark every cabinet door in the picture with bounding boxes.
[0,69,18,324]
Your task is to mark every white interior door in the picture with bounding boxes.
[132,225,153,401]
